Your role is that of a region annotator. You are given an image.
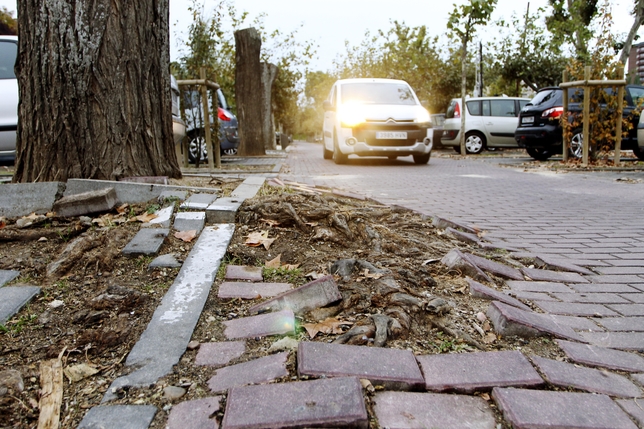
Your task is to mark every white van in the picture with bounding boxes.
[0,35,18,162]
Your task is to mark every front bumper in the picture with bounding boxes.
[338,124,432,156]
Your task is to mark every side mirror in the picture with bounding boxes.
[323,100,334,111]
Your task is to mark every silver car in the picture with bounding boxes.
[0,35,18,162]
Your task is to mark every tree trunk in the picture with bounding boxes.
[14,0,181,183]
[619,0,644,66]
[459,37,469,156]
[235,28,266,156]
[261,62,279,151]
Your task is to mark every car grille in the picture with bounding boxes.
[353,121,426,147]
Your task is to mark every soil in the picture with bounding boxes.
[0,176,563,429]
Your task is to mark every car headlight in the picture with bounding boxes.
[415,108,431,123]
[339,104,366,127]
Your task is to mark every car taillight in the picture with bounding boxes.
[454,103,460,118]
[541,106,563,119]
[218,107,233,121]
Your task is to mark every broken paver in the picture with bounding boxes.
[195,341,246,367]
[222,309,296,340]
[505,280,574,293]
[0,182,65,218]
[465,254,524,280]
[487,301,585,342]
[173,211,206,233]
[206,197,242,224]
[248,275,342,315]
[533,301,619,317]
[0,286,41,324]
[78,405,157,429]
[492,387,637,429]
[207,351,289,393]
[557,340,644,372]
[616,399,644,428]
[373,391,496,429]
[166,397,222,429]
[535,255,594,275]
[608,304,644,316]
[446,227,480,245]
[531,356,642,398]
[432,216,477,234]
[225,265,263,282]
[147,254,182,269]
[222,376,368,429]
[416,350,543,393]
[142,206,173,228]
[122,228,169,256]
[297,341,424,390]
[180,193,217,210]
[441,249,492,283]
[579,332,644,351]
[468,278,532,311]
[595,317,644,332]
[0,270,19,287]
[53,187,117,218]
[521,267,589,283]
[218,281,292,299]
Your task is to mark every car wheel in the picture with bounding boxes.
[526,147,553,161]
[413,153,431,164]
[222,148,237,156]
[188,131,208,163]
[464,132,485,154]
[569,129,584,158]
[332,130,347,164]
[633,146,644,161]
[323,138,333,159]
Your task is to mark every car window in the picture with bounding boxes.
[445,100,458,118]
[490,100,517,117]
[466,101,481,116]
[340,82,417,105]
[482,101,490,116]
[629,87,644,107]
[529,89,562,106]
[0,40,17,79]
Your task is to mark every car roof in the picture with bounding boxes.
[335,78,410,86]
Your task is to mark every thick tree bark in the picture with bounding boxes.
[14,0,181,183]
[235,28,266,156]
[261,62,279,151]
[619,0,644,66]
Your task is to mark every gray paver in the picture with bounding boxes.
[570,283,641,293]
[586,275,644,283]
[167,397,222,429]
[221,376,368,429]
[78,405,157,429]
[596,266,644,275]
[531,356,642,398]
[521,267,589,283]
[223,309,296,339]
[616,399,644,428]
[505,281,574,293]
[230,177,265,199]
[373,391,496,429]
[441,249,492,283]
[492,387,637,429]
[206,197,243,223]
[147,254,182,269]
[207,351,289,393]
[557,340,644,372]
[0,270,19,287]
[0,182,65,217]
[416,350,543,393]
[248,275,342,315]
[580,332,644,351]
[632,373,644,385]
[195,341,246,367]
[550,315,602,331]
[620,293,644,303]
[608,304,644,316]
[446,227,481,245]
[142,205,174,228]
[468,279,532,311]
[225,265,263,282]
[595,317,644,332]
[180,193,217,210]
[551,293,630,304]
[297,341,424,390]
[465,254,524,280]
[53,187,117,217]
[535,255,594,275]
[173,211,206,233]
[121,228,169,256]
[533,301,619,317]
[218,281,292,299]
[0,286,41,324]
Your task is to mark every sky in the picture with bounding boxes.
[1,0,640,71]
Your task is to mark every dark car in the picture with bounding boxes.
[515,85,644,160]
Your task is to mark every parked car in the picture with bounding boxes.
[183,88,239,163]
[431,113,445,149]
[170,75,186,145]
[515,85,644,160]
[322,78,433,164]
[441,96,530,154]
[0,35,18,163]
[638,110,644,157]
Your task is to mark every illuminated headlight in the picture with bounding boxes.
[414,107,431,123]
[339,106,366,127]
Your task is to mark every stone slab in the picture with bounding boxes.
[142,205,173,228]
[297,341,424,390]
[206,197,242,224]
[595,317,644,332]
[0,270,19,287]
[180,193,217,210]
[173,211,206,233]
[0,182,65,218]
[616,399,644,428]
[416,350,543,393]
[557,339,644,372]
[570,283,641,293]
[535,255,595,275]
[221,376,368,429]
[465,253,524,280]
[373,391,496,429]
[121,228,169,256]
[533,301,619,317]
[531,356,642,398]
[208,351,289,393]
[78,405,157,429]
[103,225,234,402]
[167,397,222,429]
[446,227,480,245]
[432,216,478,234]
[249,275,342,315]
[505,281,574,293]
[230,177,265,199]
[521,267,589,283]
[218,282,292,299]
[225,265,263,282]
[468,279,532,311]
[551,293,630,304]
[550,315,602,331]
[492,387,637,429]
[195,341,246,367]
[441,249,492,283]
[147,254,182,269]
[0,286,41,324]
[487,301,585,342]
[579,332,644,351]
[223,309,296,340]
[53,187,117,217]
[608,304,644,316]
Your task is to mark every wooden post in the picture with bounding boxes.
[37,359,63,429]
[615,66,625,165]
[562,70,569,162]
[582,66,591,166]
[200,68,216,170]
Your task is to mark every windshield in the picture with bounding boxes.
[528,89,562,107]
[0,40,17,79]
[340,82,417,105]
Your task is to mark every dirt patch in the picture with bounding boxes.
[0,179,562,428]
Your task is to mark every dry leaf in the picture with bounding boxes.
[135,212,158,223]
[64,363,99,383]
[361,269,383,280]
[480,393,491,401]
[302,317,352,338]
[266,254,282,269]
[260,218,281,227]
[175,230,197,242]
[245,231,275,250]
[483,333,497,344]
[0,217,5,229]
[283,263,300,270]
[25,212,41,221]
[116,204,129,214]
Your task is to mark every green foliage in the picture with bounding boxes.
[0,7,17,35]
[546,0,599,61]
[1,313,38,336]
[263,266,302,284]
[146,203,161,214]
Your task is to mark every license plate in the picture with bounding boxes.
[376,131,407,139]
[521,116,534,125]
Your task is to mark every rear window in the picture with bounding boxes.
[340,82,417,105]
[0,40,17,79]
[445,100,458,118]
[528,89,562,106]
[466,101,481,116]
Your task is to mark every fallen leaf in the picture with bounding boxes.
[64,363,99,383]
[361,269,383,280]
[175,230,197,242]
[135,212,158,223]
[260,218,281,227]
[359,379,375,393]
[0,217,5,229]
[116,204,129,214]
[454,285,467,294]
[483,333,497,344]
[245,231,275,250]
[266,254,282,269]
[482,321,491,331]
[480,393,490,401]
[283,263,300,270]
[302,317,352,338]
